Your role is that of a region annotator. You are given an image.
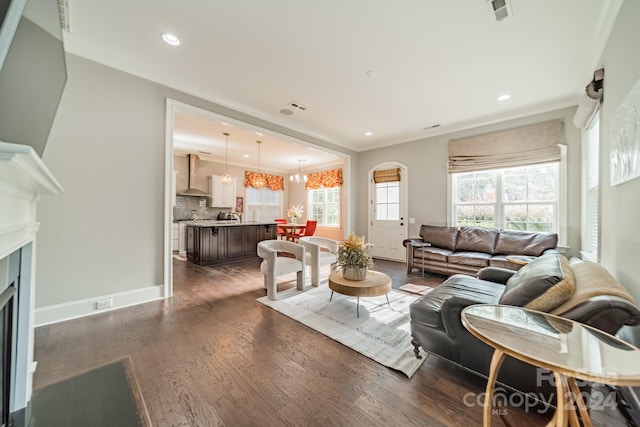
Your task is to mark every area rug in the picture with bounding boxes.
[399,283,436,296]
[29,358,150,427]
[257,286,427,378]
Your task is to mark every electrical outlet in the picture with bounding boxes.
[96,299,113,310]
[409,218,415,224]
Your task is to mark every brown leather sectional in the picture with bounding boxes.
[402,225,559,276]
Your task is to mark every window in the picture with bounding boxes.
[309,187,340,227]
[452,163,559,232]
[375,181,400,220]
[582,113,599,260]
[245,187,282,222]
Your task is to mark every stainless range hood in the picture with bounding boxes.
[180,154,209,197]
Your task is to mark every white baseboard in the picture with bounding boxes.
[34,285,165,326]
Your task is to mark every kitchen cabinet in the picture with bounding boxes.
[209,175,236,208]
[172,223,179,252]
[186,222,277,265]
[172,170,177,207]
[178,222,186,255]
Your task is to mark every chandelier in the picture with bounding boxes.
[220,132,233,185]
[253,141,267,189]
[290,159,308,183]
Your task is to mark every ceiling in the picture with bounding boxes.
[61,0,622,172]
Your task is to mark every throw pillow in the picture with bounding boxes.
[499,254,575,312]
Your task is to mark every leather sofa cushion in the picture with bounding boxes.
[455,227,498,254]
[489,254,519,270]
[495,229,558,256]
[420,225,458,251]
[499,254,575,312]
[416,246,452,263]
[410,275,504,330]
[448,251,491,267]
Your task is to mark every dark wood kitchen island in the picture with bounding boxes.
[184,220,277,265]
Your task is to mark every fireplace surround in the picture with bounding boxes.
[0,141,62,420]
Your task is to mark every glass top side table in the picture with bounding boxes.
[461,304,640,426]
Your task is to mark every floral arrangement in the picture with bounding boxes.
[337,232,374,270]
[287,204,304,219]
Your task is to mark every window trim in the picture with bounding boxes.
[308,187,341,228]
[245,186,283,223]
[448,155,568,247]
[581,111,600,262]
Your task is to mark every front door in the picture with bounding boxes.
[368,163,407,262]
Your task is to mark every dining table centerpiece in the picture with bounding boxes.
[287,204,304,224]
[336,232,374,281]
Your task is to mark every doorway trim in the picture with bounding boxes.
[367,161,409,262]
[163,98,352,297]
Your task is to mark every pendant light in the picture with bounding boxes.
[290,159,308,183]
[253,140,267,189]
[220,132,233,185]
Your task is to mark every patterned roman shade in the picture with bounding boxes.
[244,171,285,191]
[305,168,343,190]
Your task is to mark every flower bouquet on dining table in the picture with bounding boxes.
[287,204,304,223]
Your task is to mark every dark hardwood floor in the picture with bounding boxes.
[33,257,630,426]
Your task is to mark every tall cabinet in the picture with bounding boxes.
[209,175,237,208]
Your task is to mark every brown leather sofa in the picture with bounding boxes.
[403,225,558,276]
[409,254,640,397]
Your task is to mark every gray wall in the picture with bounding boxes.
[599,0,640,302]
[37,53,356,309]
[357,107,582,257]
[36,0,640,316]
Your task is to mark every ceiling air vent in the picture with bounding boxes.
[288,101,307,111]
[489,0,511,22]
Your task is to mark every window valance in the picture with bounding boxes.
[373,168,401,183]
[244,171,284,191]
[448,120,564,173]
[305,168,343,190]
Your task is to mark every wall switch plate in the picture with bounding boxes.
[409,218,415,224]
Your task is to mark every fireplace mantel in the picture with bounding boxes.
[0,142,62,259]
[0,141,62,413]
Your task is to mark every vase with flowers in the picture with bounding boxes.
[336,232,374,281]
[287,204,304,224]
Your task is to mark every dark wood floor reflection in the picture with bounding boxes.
[33,257,630,426]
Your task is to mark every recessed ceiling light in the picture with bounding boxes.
[243,154,249,158]
[255,132,263,136]
[280,109,293,115]
[497,94,511,101]
[365,131,373,136]
[162,33,180,46]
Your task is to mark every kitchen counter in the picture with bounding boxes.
[185,221,277,265]
[181,220,275,227]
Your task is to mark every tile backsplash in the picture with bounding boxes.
[173,196,232,220]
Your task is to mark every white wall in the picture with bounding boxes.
[357,107,582,257]
[35,53,356,321]
[599,0,640,302]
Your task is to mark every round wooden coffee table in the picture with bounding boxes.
[328,270,392,317]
